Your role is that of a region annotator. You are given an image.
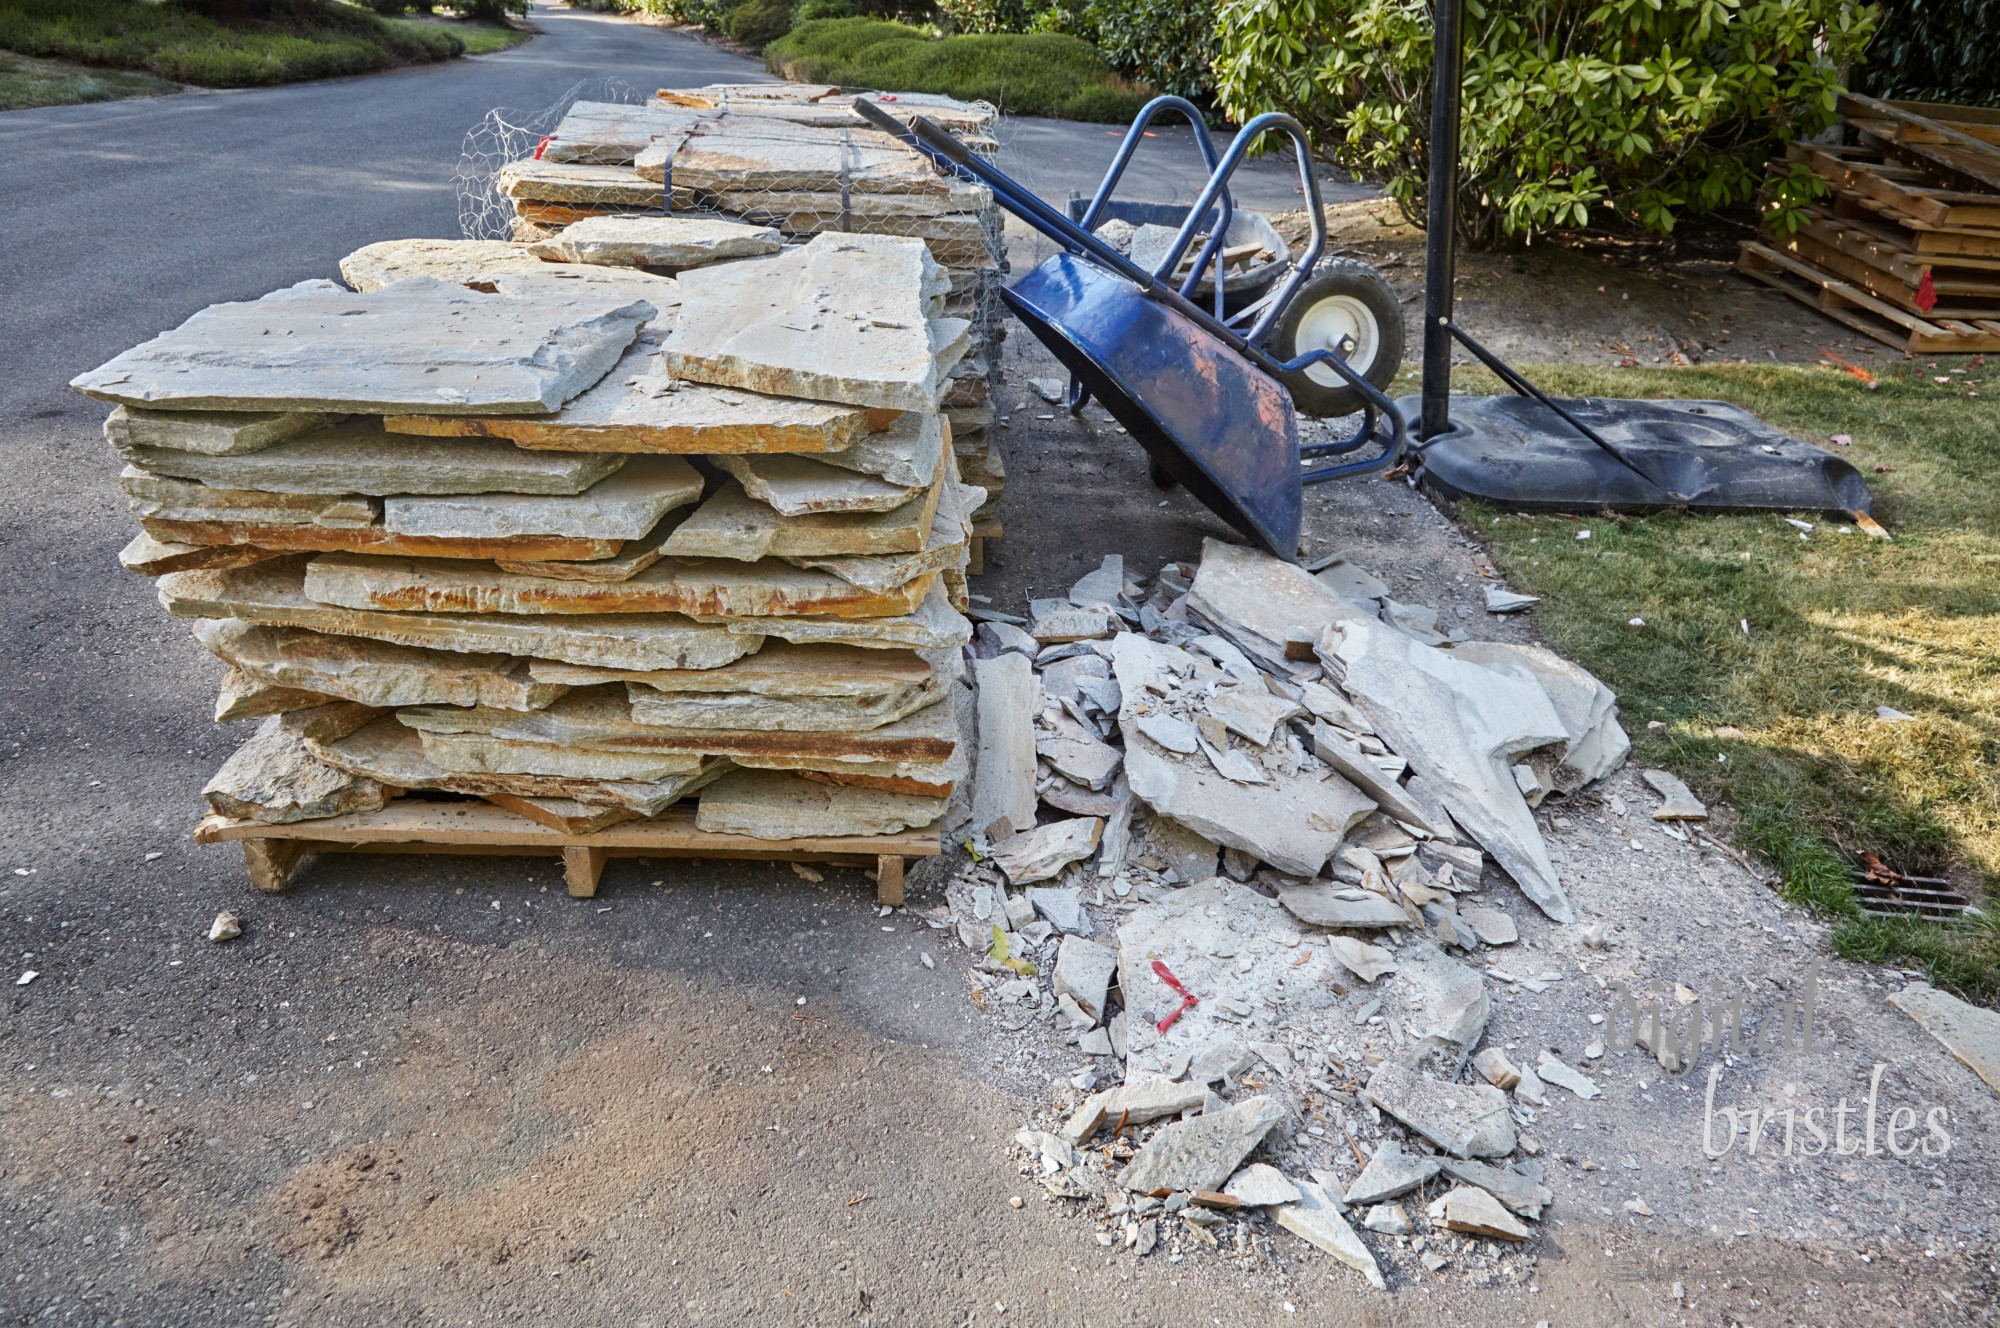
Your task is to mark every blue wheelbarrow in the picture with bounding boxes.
[852,97,1406,562]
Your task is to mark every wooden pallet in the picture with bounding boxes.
[1737,241,2000,354]
[1788,142,2000,232]
[1832,194,2000,258]
[1797,207,2000,278]
[1773,231,2000,315]
[194,798,942,904]
[1841,93,2000,196]
[967,520,1002,576]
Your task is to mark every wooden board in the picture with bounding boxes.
[1775,231,2000,313]
[1788,142,2000,231]
[1736,241,2000,354]
[1832,194,2000,256]
[1797,208,2000,277]
[1841,93,2000,194]
[195,798,939,902]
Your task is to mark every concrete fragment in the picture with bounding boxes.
[692,768,944,838]
[1889,982,2000,1094]
[1119,1096,1285,1193]
[203,716,389,823]
[1222,1163,1300,1207]
[122,420,626,496]
[106,403,337,456]
[1274,1180,1385,1289]
[1362,1062,1516,1158]
[529,215,781,268]
[1051,935,1118,1024]
[663,233,967,411]
[383,455,703,541]
[1428,1186,1531,1240]
[1641,768,1709,821]
[991,819,1102,885]
[73,278,650,415]
[1323,617,1574,922]
[1343,1140,1442,1205]
[971,652,1038,838]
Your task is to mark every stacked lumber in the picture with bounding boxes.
[72,225,985,882]
[1741,94,2000,353]
[495,85,1011,532]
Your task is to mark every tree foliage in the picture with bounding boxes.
[1214,0,1877,245]
[1855,0,2000,108]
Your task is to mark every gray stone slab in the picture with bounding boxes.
[1274,1181,1386,1289]
[1362,1062,1515,1159]
[159,557,758,672]
[106,404,340,456]
[692,768,944,838]
[1276,884,1416,930]
[662,233,968,411]
[1187,537,1374,675]
[971,652,1039,837]
[812,410,947,488]
[122,419,627,496]
[1118,1096,1285,1194]
[1890,982,2000,1095]
[528,215,782,268]
[1027,886,1091,936]
[1437,1159,1552,1219]
[203,716,389,824]
[194,619,565,711]
[990,818,1101,886]
[121,466,379,529]
[1051,935,1118,1025]
[382,454,702,541]
[715,451,924,516]
[72,278,652,415]
[1342,1140,1441,1205]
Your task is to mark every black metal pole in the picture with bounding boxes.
[1419,0,1466,440]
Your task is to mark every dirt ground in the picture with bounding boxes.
[3,221,1996,1326]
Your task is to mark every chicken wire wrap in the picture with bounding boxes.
[454,78,647,243]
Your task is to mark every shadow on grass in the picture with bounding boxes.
[1451,360,2000,1002]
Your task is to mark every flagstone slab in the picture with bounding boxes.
[122,419,626,496]
[540,100,712,165]
[301,551,930,619]
[665,455,947,561]
[812,409,946,488]
[159,557,759,672]
[385,333,877,455]
[338,237,680,306]
[204,716,391,824]
[715,579,969,651]
[194,619,566,711]
[118,532,288,577]
[499,160,665,206]
[528,215,781,268]
[626,670,945,732]
[121,467,378,529]
[141,518,621,564]
[529,641,936,698]
[72,278,653,415]
[662,233,967,411]
[715,452,923,516]
[106,403,339,456]
[416,729,706,781]
[383,455,703,541]
[636,121,950,197]
[493,511,682,582]
[693,768,945,839]
[785,480,975,594]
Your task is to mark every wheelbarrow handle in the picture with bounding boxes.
[851,96,975,167]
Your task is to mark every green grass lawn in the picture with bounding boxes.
[764,17,1149,122]
[0,0,523,100]
[0,47,179,108]
[1447,360,2000,1001]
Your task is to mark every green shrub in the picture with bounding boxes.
[722,0,793,44]
[1214,0,1878,245]
[766,16,1148,119]
[1857,0,2000,108]
[443,0,527,20]
[0,0,461,85]
[934,0,1034,34]
[793,0,858,17]
[1033,0,1214,104]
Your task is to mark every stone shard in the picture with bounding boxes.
[1437,1158,1553,1219]
[159,557,758,672]
[1069,555,1125,608]
[1641,768,1709,821]
[122,418,627,496]
[1322,616,1574,922]
[1362,1062,1516,1159]
[662,233,967,411]
[1051,935,1118,1024]
[530,641,934,699]
[1187,538,1374,675]
[1473,1048,1522,1090]
[1325,935,1399,984]
[1027,886,1091,936]
[122,466,379,529]
[1070,1078,1206,1142]
[203,716,389,824]
[1536,1051,1601,1100]
[1342,1140,1442,1205]
[118,532,288,577]
[200,624,572,716]
[715,449,925,516]
[1458,905,1518,946]
[1274,1181,1386,1289]
[1889,982,2000,1094]
[1111,633,1374,877]
[990,819,1103,885]
[1388,941,1490,1070]
[105,403,339,456]
[1205,683,1303,747]
[692,768,943,838]
[1310,721,1450,836]
[383,455,703,541]
[1274,884,1414,931]
[1118,1096,1285,1194]
[1428,1186,1531,1241]
[666,470,945,560]
[1223,1163,1301,1207]
[73,278,651,415]
[528,215,782,268]
[1484,587,1540,614]
[1036,714,1122,792]
[385,332,875,456]
[1451,640,1629,791]
[970,652,1038,837]
[338,237,682,306]
[813,410,948,488]
[299,550,927,621]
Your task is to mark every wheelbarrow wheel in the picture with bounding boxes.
[1269,260,1404,418]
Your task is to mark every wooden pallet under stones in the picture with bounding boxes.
[1737,240,2000,354]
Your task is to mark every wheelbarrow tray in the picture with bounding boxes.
[1402,395,1875,515]
[1007,252,1304,557]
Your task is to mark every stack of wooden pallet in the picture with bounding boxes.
[71,224,983,900]
[497,85,1011,542]
[1740,93,2000,354]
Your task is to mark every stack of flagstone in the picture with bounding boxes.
[72,223,983,846]
[495,86,1009,525]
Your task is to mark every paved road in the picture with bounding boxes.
[0,11,1427,1325]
